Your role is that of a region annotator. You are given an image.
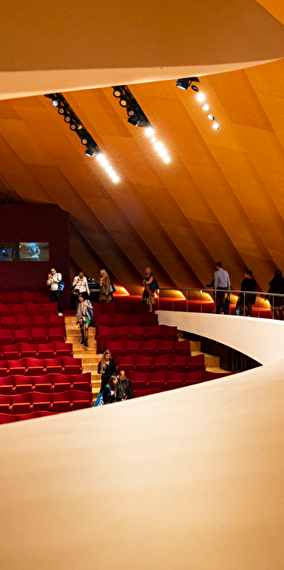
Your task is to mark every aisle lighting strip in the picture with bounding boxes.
[44,93,120,183]
[112,85,171,163]
[176,78,220,130]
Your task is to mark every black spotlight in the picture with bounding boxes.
[58,106,65,115]
[113,87,122,98]
[85,144,97,157]
[80,137,88,145]
[119,98,128,107]
[176,77,200,91]
[64,113,71,123]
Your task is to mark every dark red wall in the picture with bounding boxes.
[0,205,70,308]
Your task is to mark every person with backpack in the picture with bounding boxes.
[76,295,93,347]
[47,267,63,315]
[93,374,118,407]
[142,267,159,313]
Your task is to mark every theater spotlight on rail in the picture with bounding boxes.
[44,93,120,182]
[176,78,220,130]
[112,86,171,163]
[176,77,200,91]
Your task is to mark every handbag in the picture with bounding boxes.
[58,279,65,292]
[109,282,116,294]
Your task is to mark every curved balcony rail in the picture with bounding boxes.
[155,288,284,319]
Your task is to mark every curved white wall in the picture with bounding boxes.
[157,311,284,365]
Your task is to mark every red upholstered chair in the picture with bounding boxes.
[14,376,34,394]
[53,342,73,357]
[62,357,82,375]
[53,379,72,393]
[112,314,128,327]
[72,389,92,410]
[30,328,49,344]
[53,390,72,413]
[166,380,184,390]
[141,313,158,326]
[0,304,11,317]
[37,343,55,359]
[34,376,53,393]
[156,340,174,356]
[33,391,52,411]
[147,379,166,391]
[105,340,125,359]
[129,326,146,341]
[8,359,27,376]
[0,394,12,413]
[48,315,65,328]
[187,354,205,372]
[152,354,171,373]
[11,304,26,316]
[184,370,204,386]
[129,371,149,389]
[0,330,14,346]
[161,326,178,341]
[0,413,18,424]
[44,358,63,375]
[6,292,22,304]
[25,358,45,376]
[48,327,65,343]
[97,327,114,353]
[140,340,157,356]
[1,316,17,330]
[11,392,32,414]
[21,291,36,303]
[0,378,15,395]
[40,303,58,315]
[31,315,49,328]
[25,303,42,316]
[123,340,141,357]
[173,340,191,356]
[16,315,33,329]
[35,295,49,304]
[145,326,163,341]
[16,411,41,421]
[2,344,21,360]
[19,343,38,358]
[134,355,153,373]
[117,355,136,375]
[113,325,130,342]
[72,372,92,392]
[0,360,9,377]
[14,328,31,344]
[169,354,190,373]
[127,313,143,326]
[96,314,113,329]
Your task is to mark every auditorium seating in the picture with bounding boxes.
[0,342,72,359]
[97,325,178,352]
[116,354,204,375]
[106,339,191,358]
[0,356,82,377]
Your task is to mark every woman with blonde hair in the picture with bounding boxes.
[98,349,117,392]
[99,269,113,303]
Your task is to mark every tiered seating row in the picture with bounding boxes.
[0,291,49,304]
[130,370,232,394]
[106,339,191,358]
[0,315,64,328]
[0,389,92,415]
[0,342,73,359]
[0,372,91,395]
[96,312,158,328]
[98,325,178,352]
[0,327,65,344]
[0,302,59,316]
[0,356,82,377]
[117,354,204,376]
[0,411,59,423]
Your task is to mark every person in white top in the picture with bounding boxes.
[47,267,63,315]
[72,271,90,299]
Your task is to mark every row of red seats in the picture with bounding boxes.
[0,342,73,360]
[0,302,58,317]
[97,325,178,352]
[0,315,64,329]
[106,339,191,358]
[0,327,65,345]
[0,411,59,423]
[0,372,91,395]
[0,291,49,304]
[95,312,158,327]
[0,389,93,415]
[129,370,231,391]
[116,354,204,375]
[0,356,82,377]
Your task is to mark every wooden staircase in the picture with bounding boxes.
[65,316,101,397]
[190,340,229,373]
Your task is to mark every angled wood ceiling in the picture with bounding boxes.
[0,2,284,292]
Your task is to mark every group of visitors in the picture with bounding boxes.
[206,262,284,319]
[95,350,133,405]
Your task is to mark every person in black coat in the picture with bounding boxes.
[98,350,117,392]
[266,269,284,320]
[102,375,118,405]
[239,270,257,316]
[116,370,134,401]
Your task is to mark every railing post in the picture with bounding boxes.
[272,294,275,319]
[186,289,188,313]
[200,289,203,313]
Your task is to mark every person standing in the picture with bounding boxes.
[142,267,159,313]
[213,262,231,314]
[239,270,257,316]
[98,350,117,392]
[266,269,284,320]
[72,271,90,299]
[47,267,63,315]
[76,295,93,347]
[99,269,112,303]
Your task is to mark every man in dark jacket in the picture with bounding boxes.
[239,270,257,316]
[117,370,134,401]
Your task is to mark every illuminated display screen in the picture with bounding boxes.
[0,242,49,261]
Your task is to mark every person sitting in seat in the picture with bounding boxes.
[117,370,134,401]
[102,374,118,405]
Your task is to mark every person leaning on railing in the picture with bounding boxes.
[206,262,231,314]
[266,269,284,320]
[238,270,257,317]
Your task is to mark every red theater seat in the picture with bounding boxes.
[105,340,124,358]
[6,292,22,304]
[0,305,11,317]
[53,342,73,357]
[0,378,14,395]
[161,326,178,341]
[2,344,21,360]
[34,376,53,393]
[72,389,92,410]
[156,340,174,356]
[25,358,45,376]
[140,340,157,356]
[14,328,31,344]
[62,357,82,375]
[129,326,146,341]
[112,314,128,327]
[72,373,92,392]
[40,303,58,315]
[123,340,141,357]
[8,359,26,375]
[0,394,11,413]
[173,340,191,356]
[33,392,52,411]
[37,343,55,359]
[145,325,163,341]
[11,304,26,315]
[14,377,34,394]
[25,303,42,316]
[16,316,33,329]
[20,343,37,358]
[113,325,130,342]
[0,413,18,424]
[11,392,32,414]
[1,316,17,330]
[152,354,171,373]
[53,390,72,413]
[141,313,158,326]
[134,355,153,373]
[48,327,65,343]
[30,328,48,344]
[0,330,14,345]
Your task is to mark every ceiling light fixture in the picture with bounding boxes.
[176,78,221,130]
[176,77,200,91]
[44,93,121,182]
